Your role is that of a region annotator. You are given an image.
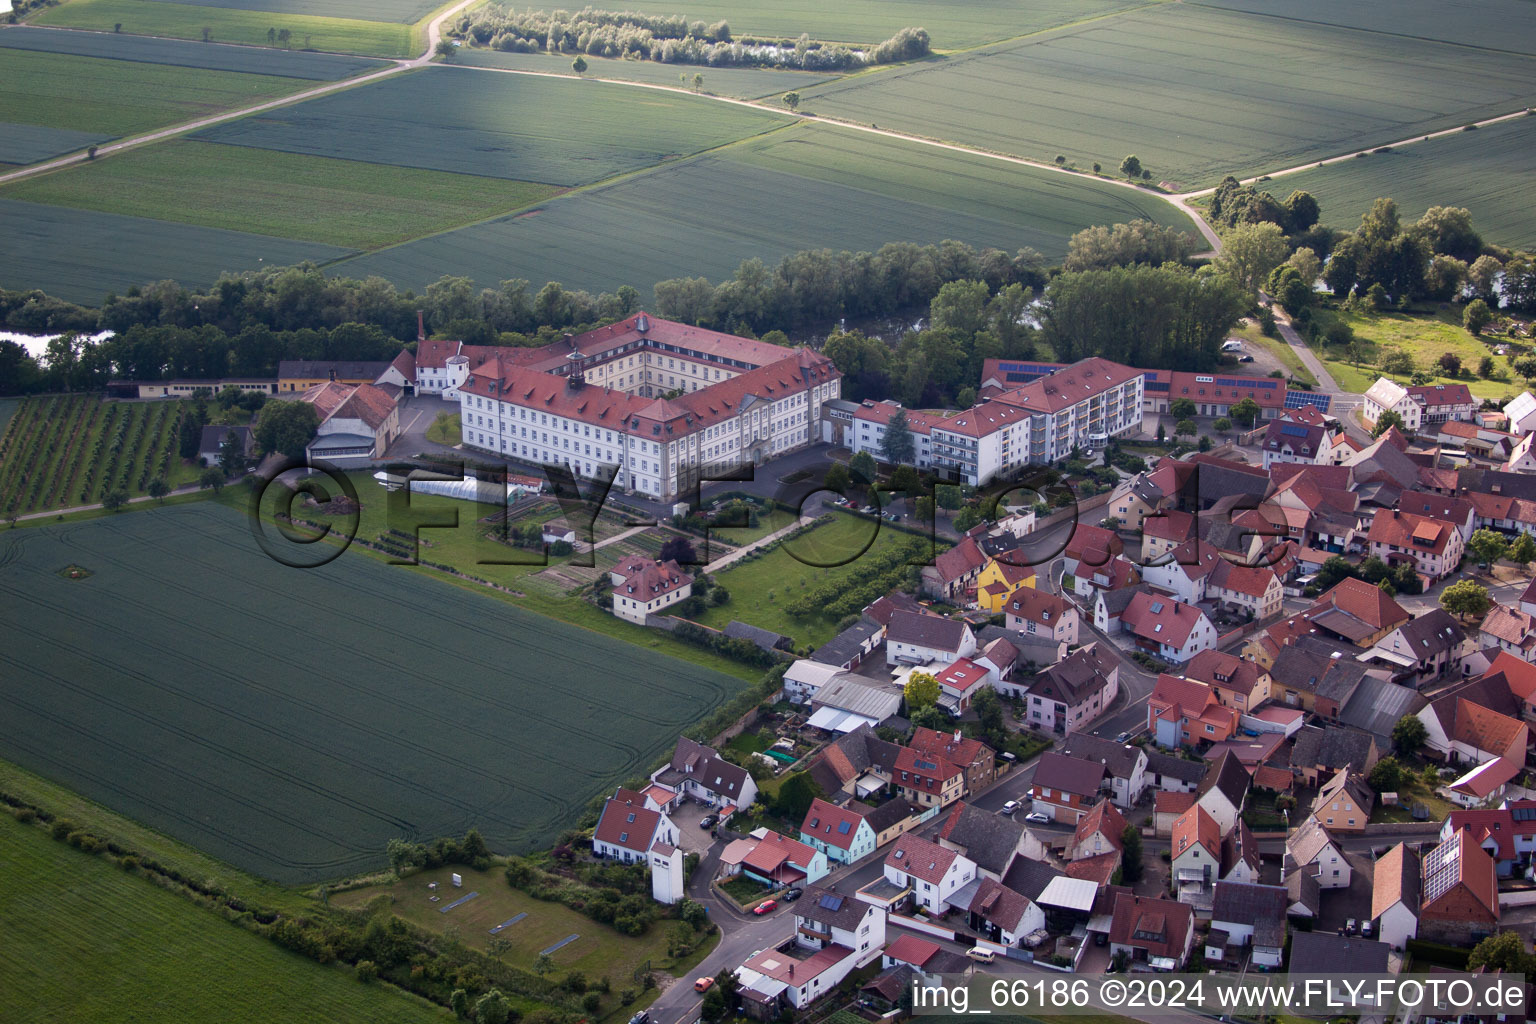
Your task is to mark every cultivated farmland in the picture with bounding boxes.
[195,66,791,185]
[336,121,1193,295]
[801,3,1536,187]
[451,47,839,100]
[0,47,317,137]
[3,141,562,248]
[0,814,446,1024]
[0,198,355,304]
[0,396,202,516]
[33,0,418,57]
[0,123,111,166]
[149,0,444,23]
[1188,0,1536,56]
[469,0,1145,48]
[0,24,390,79]
[1266,116,1536,251]
[0,501,745,882]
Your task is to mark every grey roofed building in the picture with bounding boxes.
[1466,467,1536,502]
[277,358,393,380]
[1211,882,1287,943]
[1340,676,1427,747]
[809,617,883,669]
[1197,750,1251,808]
[1288,930,1390,974]
[1285,868,1321,917]
[723,620,791,653]
[1145,750,1207,786]
[937,802,1026,877]
[1032,752,1106,798]
[886,609,969,652]
[811,674,903,723]
[974,624,1065,670]
[1028,643,1117,707]
[807,724,902,798]
[1191,461,1269,510]
[1094,585,1139,620]
[1059,732,1143,783]
[794,885,871,931]
[197,424,252,464]
[1290,724,1377,774]
[862,795,920,833]
[1002,857,1065,902]
[1391,609,1466,658]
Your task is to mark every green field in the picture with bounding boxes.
[0,121,112,166]
[34,0,419,57]
[0,197,355,304]
[0,47,317,137]
[467,0,1147,48]
[1266,116,1536,251]
[0,24,391,78]
[336,121,1194,295]
[0,501,745,882]
[196,66,791,185]
[694,512,929,647]
[1188,0,1536,56]
[1307,306,1524,403]
[150,0,442,23]
[801,3,1536,187]
[0,814,447,1024]
[3,141,562,248]
[450,47,840,100]
[0,397,205,516]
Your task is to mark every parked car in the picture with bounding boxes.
[783,887,803,902]
[753,900,777,915]
[1345,918,1357,935]
[1239,354,1256,362]
[1024,812,1051,824]
[1000,800,1021,816]
[965,946,997,963]
[694,978,715,993]
[699,814,718,829]
[1115,731,1131,743]
[1361,920,1373,938]
[629,1013,650,1024]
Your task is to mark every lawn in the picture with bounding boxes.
[0,24,391,79]
[0,197,355,304]
[425,411,462,445]
[450,47,840,100]
[466,0,1146,48]
[3,141,562,249]
[0,813,447,1024]
[0,47,319,136]
[800,3,1536,187]
[0,500,746,883]
[335,121,1193,296]
[693,511,930,648]
[195,65,792,186]
[333,864,696,987]
[1308,306,1525,403]
[0,396,205,516]
[1264,115,1536,251]
[34,0,420,57]
[1369,775,1456,824]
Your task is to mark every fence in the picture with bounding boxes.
[889,914,954,941]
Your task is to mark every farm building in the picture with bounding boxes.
[299,381,400,463]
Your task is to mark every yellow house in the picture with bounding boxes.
[975,557,1037,614]
[276,359,394,393]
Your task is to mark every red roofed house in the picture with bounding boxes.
[741,830,829,887]
[1154,791,1196,837]
[1366,508,1466,581]
[909,726,997,797]
[919,534,987,602]
[895,745,966,810]
[1122,591,1216,665]
[1182,649,1271,713]
[883,833,977,913]
[1070,800,1128,863]
[1171,804,1222,907]
[1444,757,1522,808]
[1442,801,1536,877]
[1062,523,1125,594]
[1418,828,1500,944]
[1407,383,1478,426]
[1148,674,1239,749]
[1109,893,1196,968]
[931,658,992,714]
[799,798,877,864]
[611,559,693,624]
[735,885,885,1014]
[299,380,400,462]
[1004,588,1080,646]
[1030,752,1106,824]
[593,787,678,864]
[1417,693,1529,767]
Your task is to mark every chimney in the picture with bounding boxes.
[416,310,425,342]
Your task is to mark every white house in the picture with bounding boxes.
[593,788,677,864]
[1004,588,1080,646]
[800,798,878,864]
[1363,377,1419,431]
[1122,591,1216,664]
[650,842,685,904]
[1059,732,1148,809]
[300,380,401,463]
[610,559,693,624]
[1209,882,1288,967]
[1285,818,1351,889]
[1370,843,1420,950]
[652,736,758,813]
[1504,391,1536,435]
[883,834,976,913]
[884,611,975,667]
[735,886,886,1012]
[967,878,1045,947]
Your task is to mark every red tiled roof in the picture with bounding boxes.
[1251,765,1294,791]
[1367,508,1454,556]
[1006,587,1070,627]
[1172,804,1221,862]
[883,933,941,968]
[1065,852,1119,886]
[1074,801,1128,853]
[992,357,1142,415]
[1407,382,1475,408]
[1142,509,1196,544]
[742,830,818,875]
[1314,578,1411,632]
[1108,893,1193,959]
[887,833,959,885]
[801,798,866,852]
[851,399,948,435]
[594,790,663,853]
[1156,791,1196,817]
[616,559,693,602]
[896,745,964,795]
[1451,699,1526,757]
[1065,523,1123,567]
[1123,591,1208,649]
[910,727,991,768]
[933,535,986,584]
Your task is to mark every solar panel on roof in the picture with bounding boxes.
[819,893,844,911]
[1280,424,1309,437]
[1285,392,1332,411]
[837,821,852,835]
[1514,807,1536,821]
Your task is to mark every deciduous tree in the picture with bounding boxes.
[1441,579,1491,620]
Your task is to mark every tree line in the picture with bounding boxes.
[449,6,929,70]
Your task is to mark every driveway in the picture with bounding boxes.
[669,800,725,857]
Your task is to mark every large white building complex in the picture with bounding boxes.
[835,357,1145,486]
[418,313,841,503]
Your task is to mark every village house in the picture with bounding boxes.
[1171,803,1222,907]
[1208,882,1287,967]
[739,831,829,887]
[1371,842,1421,950]
[919,535,987,603]
[1443,803,1536,877]
[651,736,757,815]
[1003,588,1079,646]
[610,558,693,624]
[1285,818,1351,889]
[885,611,976,667]
[1154,791,1196,836]
[593,788,678,864]
[974,554,1038,615]
[1021,643,1119,735]
[894,745,966,810]
[1310,769,1373,833]
[1108,893,1195,970]
[1122,592,1217,665]
[1260,418,1328,469]
[799,799,877,864]
[883,834,977,913]
[1030,752,1106,824]
[1289,725,1380,786]
[1070,801,1128,863]
[1366,508,1466,581]
[1194,751,1249,833]
[1059,732,1148,808]
[1417,828,1499,944]
[967,878,1045,947]
[1145,750,1207,794]
[1148,674,1239,749]
[1417,686,1529,767]
[806,726,901,804]
[1181,649,1270,712]
[908,727,997,797]
[1062,522,1125,594]
[936,801,1031,881]
[1480,606,1536,663]
[1365,609,1467,683]
[734,886,885,1015]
